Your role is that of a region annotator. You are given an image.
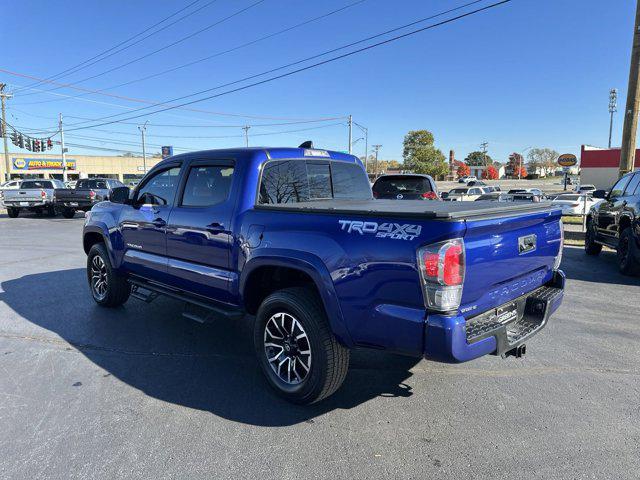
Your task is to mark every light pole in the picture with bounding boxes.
[608,88,618,149]
[354,122,368,171]
[519,146,532,180]
[372,144,382,179]
[138,121,149,175]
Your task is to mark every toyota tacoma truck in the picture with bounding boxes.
[55,177,127,218]
[82,146,565,404]
[3,178,65,217]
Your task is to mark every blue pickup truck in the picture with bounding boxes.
[82,146,565,404]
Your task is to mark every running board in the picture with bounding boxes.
[128,278,244,323]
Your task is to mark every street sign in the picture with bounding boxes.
[558,153,577,167]
[161,146,173,159]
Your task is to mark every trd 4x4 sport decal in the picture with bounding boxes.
[338,220,421,241]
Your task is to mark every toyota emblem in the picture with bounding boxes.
[396,194,403,199]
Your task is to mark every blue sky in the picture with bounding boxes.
[1,0,636,163]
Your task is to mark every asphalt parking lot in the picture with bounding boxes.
[1,213,639,480]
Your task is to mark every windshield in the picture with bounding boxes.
[372,176,432,194]
[450,188,468,194]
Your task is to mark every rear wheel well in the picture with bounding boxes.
[83,232,105,254]
[243,266,318,315]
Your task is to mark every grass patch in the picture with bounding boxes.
[562,216,584,225]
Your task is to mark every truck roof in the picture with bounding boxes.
[154,147,361,169]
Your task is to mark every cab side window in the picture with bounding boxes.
[136,167,181,206]
[181,166,234,207]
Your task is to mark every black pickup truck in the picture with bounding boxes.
[54,178,127,218]
[585,171,640,275]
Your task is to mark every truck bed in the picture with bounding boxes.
[255,199,559,220]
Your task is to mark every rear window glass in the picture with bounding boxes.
[259,160,371,204]
[372,176,432,195]
[77,179,108,189]
[450,188,468,194]
[21,180,52,189]
[556,195,581,201]
[307,163,332,200]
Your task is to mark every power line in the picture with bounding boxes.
[20,0,266,98]
[62,0,511,132]
[6,78,345,123]
[12,0,208,94]
[15,0,370,104]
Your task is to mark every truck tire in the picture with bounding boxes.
[254,287,349,404]
[87,243,131,307]
[6,207,19,218]
[62,208,76,219]
[617,227,640,276]
[584,219,602,256]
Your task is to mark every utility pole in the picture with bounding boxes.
[620,0,640,177]
[608,88,618,149]
[242,126,250,147]
[480,141,489,167]
[0,84,12,182]
[138,121,148,175]
[372,144,382,179]
[59,113,68,183]
[347,115,353,154]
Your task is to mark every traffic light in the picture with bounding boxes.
[34,139,41,152]
[18,134,24,149]
[40,139,46,152]
[0,121,4,137]
[11,131,18,145]
[47,138,53,150]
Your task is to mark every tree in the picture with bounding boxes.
[507,153,525,177]
[402,130,448,178]
[527,148,559,176]
[465,150,493,166]
[517,165,528,178]
[457,163,470,178]
[482,165,499,180]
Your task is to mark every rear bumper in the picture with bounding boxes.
[3,200,52,208]
[423,270,565,363]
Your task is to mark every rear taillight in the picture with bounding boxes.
[89,190,96,199]
[417,238,465,312]
[554,219,564,270]
[421,191,438,200]
[40,189,46,199]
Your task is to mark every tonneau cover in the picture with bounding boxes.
[255,199,559,220]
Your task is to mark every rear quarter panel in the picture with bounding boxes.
[237,208,465,354]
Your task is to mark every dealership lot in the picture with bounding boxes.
[0,214,639,480]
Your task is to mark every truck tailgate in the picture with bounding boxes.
[461,210,562,314]
[54,188,93,202]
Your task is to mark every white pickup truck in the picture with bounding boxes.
[445,186,488,201]
[2,179,65,217]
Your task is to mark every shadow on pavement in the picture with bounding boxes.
[561,246,640,287]
[0,268,418,426]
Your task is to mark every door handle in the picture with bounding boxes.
[152,218,167,227]
[205,222,225,234]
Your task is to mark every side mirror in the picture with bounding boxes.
[592,189,606,199]
[110,186,131,204]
